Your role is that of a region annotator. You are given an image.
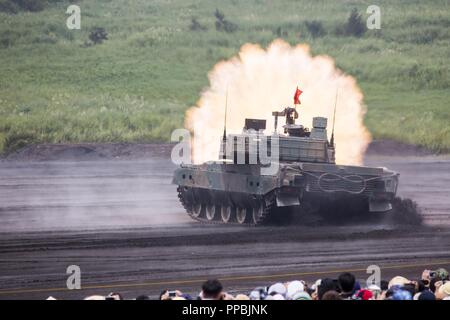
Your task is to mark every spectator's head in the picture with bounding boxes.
[354,289,373,300]
[417,280,427,292]
[106,292,123,300]
[159,289,169,300]
[388,276,409,289]
[430,277,440,293]
[417,290,436,300]
[286,280,304,299]
[386,286,412,300]
[200,279,223,300]
[318,278,338,300]
[135,295,150,300]
[322,290,343,300]
[84,295,106,300]
[292,291,312,300]
[338,272,355,293]
[272,293,285,300]
[402,283,416,297]
[249,287,268,300]
[434,268,449,281]
[179,293,193,300]
[268,282,287,297]
[435,281,450,300]
[380,280,389,291]
[392,289,412,300]
[222,293,234,300]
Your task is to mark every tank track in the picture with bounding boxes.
[177,186,274,226]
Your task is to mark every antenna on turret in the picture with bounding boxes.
[330,89,338,147]
[223,87,228,142]
[221,87,229,160]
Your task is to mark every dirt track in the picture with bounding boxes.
[0,143,449,299]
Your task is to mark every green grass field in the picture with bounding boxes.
[0,0,449,154]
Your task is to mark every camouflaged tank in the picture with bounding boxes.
[173,107,399,225]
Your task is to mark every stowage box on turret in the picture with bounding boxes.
[173,103,399,225]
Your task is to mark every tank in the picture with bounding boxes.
[173,105,399,225]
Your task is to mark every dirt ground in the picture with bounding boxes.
[0,142,449,299]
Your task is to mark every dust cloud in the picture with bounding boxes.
[186,39,371,165]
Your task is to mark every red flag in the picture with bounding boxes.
[294,86,303,105]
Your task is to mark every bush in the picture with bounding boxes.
[409,28,440,44]
[0,0,19,13]
[214,9,237,33]
[88,27,108,45]
[0,29,20,48]
[344,8,366,37]
[3,132,37,154]
[16,0,45,12]
[305,20,325,38]
[0,0,46,13]
[189,17,207,31]
[0,132,5,154]
[274,26,288,37]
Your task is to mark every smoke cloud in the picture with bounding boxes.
[186,39,371,165]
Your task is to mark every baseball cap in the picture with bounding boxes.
[438,281,450,297]
[388,276,410,289]
[268,282,287,296]
[292,291,312,300]
[286,280,304,299]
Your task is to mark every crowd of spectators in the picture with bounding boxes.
[51,268,450,300]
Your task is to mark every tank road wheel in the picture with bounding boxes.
[236,207,248,224]
[221,206,233,223]
[192,203,204,218]
[206,204,218,221]
[252,203,266,225]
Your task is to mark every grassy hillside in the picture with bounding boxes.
[0,0,449,154]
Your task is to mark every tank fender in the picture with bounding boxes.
[276,193,300,207]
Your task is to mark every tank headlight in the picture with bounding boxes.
[384,177,397,192]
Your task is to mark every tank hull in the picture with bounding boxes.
[173,161,399,225]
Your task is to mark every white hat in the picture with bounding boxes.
[287,281,304,299]
[368,284,381,292]
[388,276,409,289]
[438,281,450,297]
[272,293,285,300]
[268,282,287,296]
[84,295,106,300]
[249,290,261,300]
[292,291,312,300]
